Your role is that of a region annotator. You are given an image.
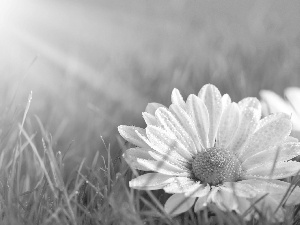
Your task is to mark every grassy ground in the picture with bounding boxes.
[1,0,300,224]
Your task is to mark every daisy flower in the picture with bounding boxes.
[260,87,300,132]
[118,84,300,221]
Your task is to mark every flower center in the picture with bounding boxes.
[192,147,242,186]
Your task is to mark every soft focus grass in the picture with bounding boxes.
[1,0,300,224]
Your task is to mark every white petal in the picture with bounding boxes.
[164,179,209,197]
[221,94,231,111]
[242,143,300,169]
[145,102,165,115]
[291,118,300,132]
[204,186,224,210]
[260,89,300,133]
[238,97,261,117]
[210,186,253,213]
[163,177,196,193]
[206,186,220,203]
[239,114,292,160]
[285,87,300,115]
[285,136,298,142]
[198,84,223,147]
[134,128,155,148]
[171,88,186,109]
[135,128,191,168]
[164,194,196,216]
[213,187,252,216]
[284,87,300,112]
[129,173,174,190]
[260,90,293,115]
[235,197,252,216]
[285,87,300,131]
[155,107,197,155]
[142,112,159,126]
[137,159,190,176]
[275,187,300,206]
[249,194,285,222]
[261,100,270,117]
[255,112,290,131]
[213,186,239,211]
[169,104,203,151]
[118,125,149,148]
[228,107,260,156]
[185,183,210,198]
[148,150,190,169]
[146,125,193,161]
[238,179,289,193]
[186,94,209,148]
[123,147,153,171]
[222,182,257,198]
[244,161,300,179]
[239,179,300,205]
[286,186,300,205]
[194,194,209,212]
[217,102,240,149]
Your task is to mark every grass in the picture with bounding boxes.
[1,1,300,224]
[1,89,300,225]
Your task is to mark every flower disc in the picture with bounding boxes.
[192,147,242,185]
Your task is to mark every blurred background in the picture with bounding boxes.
[0,0,300,174]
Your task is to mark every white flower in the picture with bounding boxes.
[119,84,300,222]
